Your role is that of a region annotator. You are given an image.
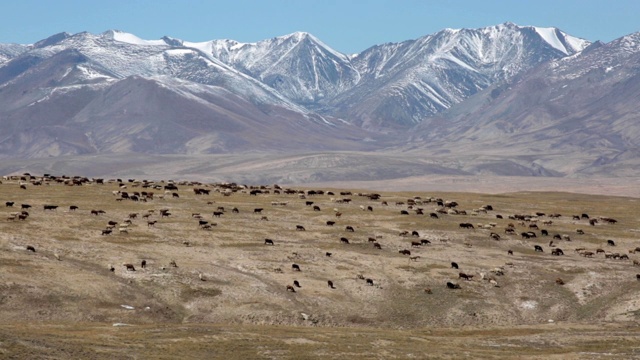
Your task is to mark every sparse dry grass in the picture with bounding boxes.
[1,177,640,358]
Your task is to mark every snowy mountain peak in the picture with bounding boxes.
[531,26,590,55]
[283,31,314,42]
[33,32,72,48]
[102,30,166,46]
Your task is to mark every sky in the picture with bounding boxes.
[2,0,639,54]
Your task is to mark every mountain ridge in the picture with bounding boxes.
[1,23,639,179]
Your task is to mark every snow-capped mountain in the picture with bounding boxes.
[0,30,379,157]
[326,23,589,128]
[407,31,640,176]
[206,32,361,106]
[8,21,639,179]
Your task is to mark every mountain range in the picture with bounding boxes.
[0,22,638,180]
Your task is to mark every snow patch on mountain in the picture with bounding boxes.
[105,30,166,46]
[534,27,569,54]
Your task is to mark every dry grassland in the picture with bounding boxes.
[1,177,640,358]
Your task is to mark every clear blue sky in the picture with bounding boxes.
[2,0,639,54]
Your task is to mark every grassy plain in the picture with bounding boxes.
[1,177,640,358]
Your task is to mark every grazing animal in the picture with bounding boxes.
[430,213,439,219]
[293,280,301,288]
[264,239,274,245]
[328,280,335,288]
[400,210,409,215]
[451,262,459,269]
[409,256,420,262]
[5,201,14,207]
[459,272,473,281]
[292,264,301,271]
[286,285,296,292]
[232,207,239,213]
[313,205,321,211]
[69,205,78,211]
[21,204,31,209]
[607,239,616,246]
[551,248,564,256]
[508,250,513,255]
[399,249,411,256]
[335,212,342,218]
[123,264,136,271]
[556,278,565,285]
[43,205,58,211]
[541,229,549,236]
[213,211,223,217]
[411,241,421,248]
[459,223,474,230]
[446,282,461,289]
[325,252,332,257]
[254,208,263,213]
[326,221,335,226]
[147,220,157,227]
[345,225,355,232]
[534,245,544,252]
[366,278,374,286]
[296,225,306,231]
[26,245,36,252]
[420,239,431,245]
[101,229,112,236]
[340,237,350,244]
[373,243,382,249]
[170,260,178,268]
